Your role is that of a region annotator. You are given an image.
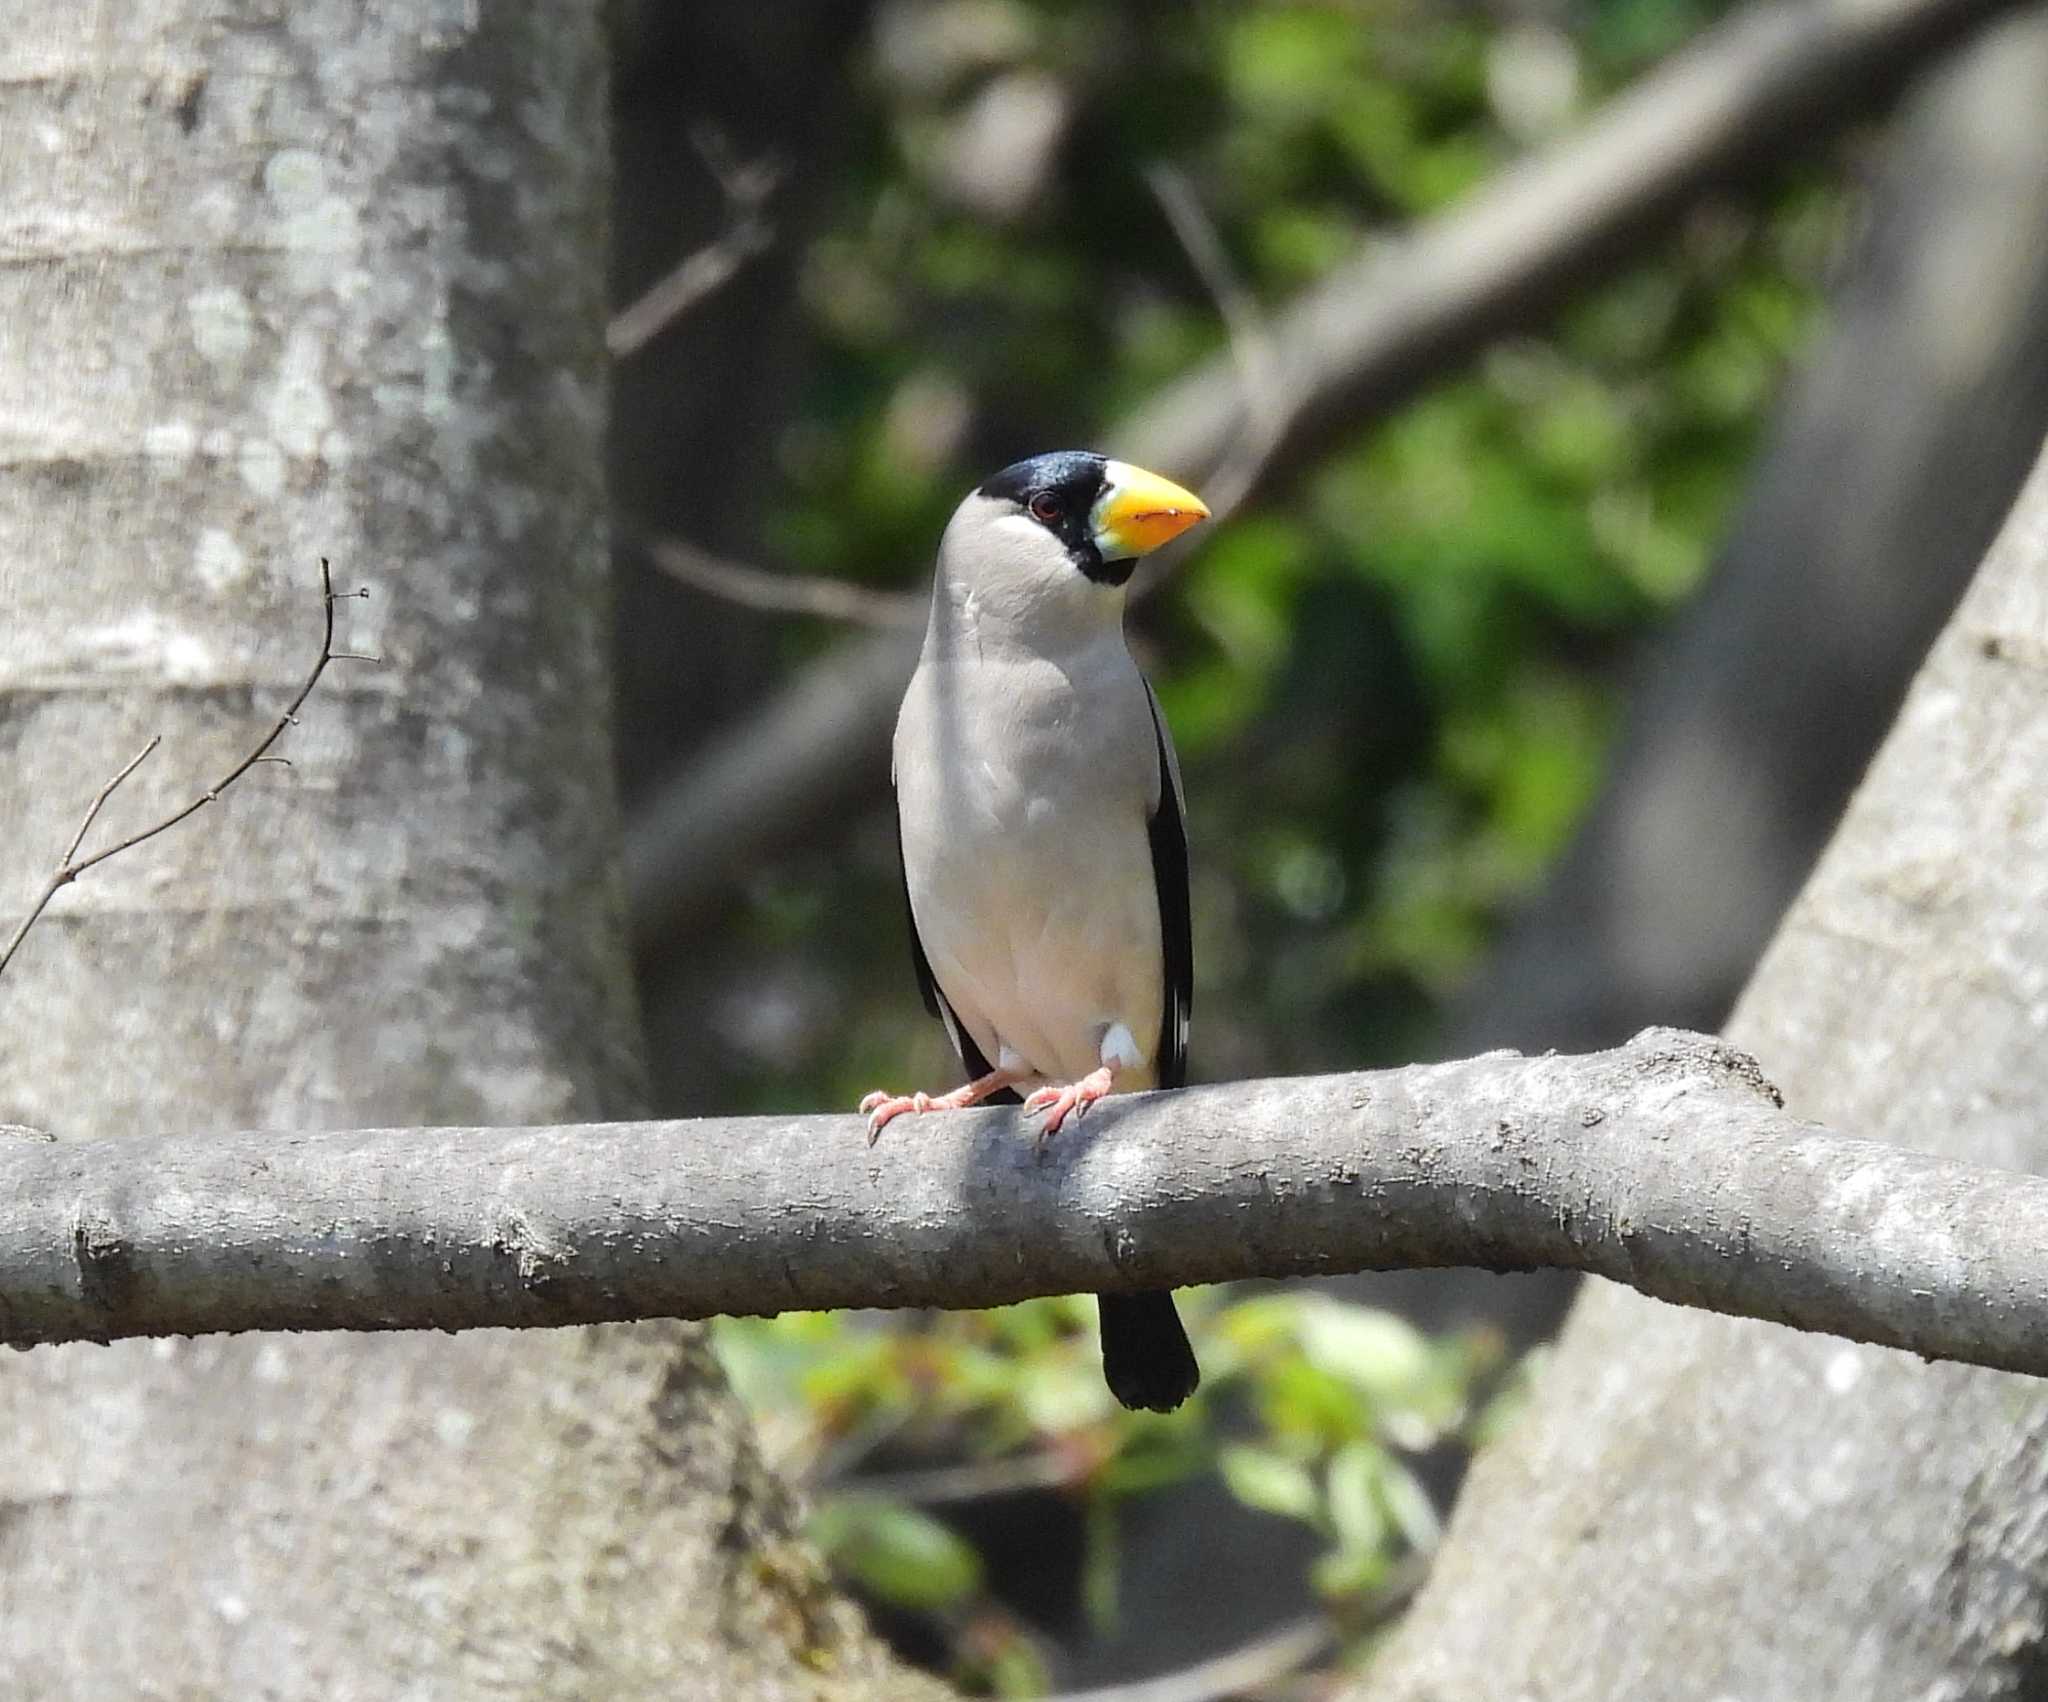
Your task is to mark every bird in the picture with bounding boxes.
[860,449,1209,1413]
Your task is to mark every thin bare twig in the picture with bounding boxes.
[57,736,162,867]
[607,127,782,359]
[632,527,925,628]
[840,1449,1081,1506]
[1044,1614,1334,1702]
[631,168,1239,637]
[0,559,373,983]
[1041,1555,1427,1702]
[643,170,1266,631]
[1143,163,1285,525]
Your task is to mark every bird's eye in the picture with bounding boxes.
[1028,492,1063,523]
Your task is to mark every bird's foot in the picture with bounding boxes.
[859,1089,941,1144]
[1025,1066,1116,1139]
[861,1067,1020,1144]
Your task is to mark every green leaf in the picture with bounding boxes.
[1220,1443,1320,1523]
[1212,1293,1305,1352]
[1095,1426,1209,1499]
[1325,1440,1388,1559]
[1379,1459,1444,1552]
[981,1636,1054,1700]
[1018,1356,1116,1433]
[1311,1542,1389,1602]
[1297,1298,1433,1400]
[808,1497,983,1610]
[1224,11,1361,117]
[1082,1495,1121,1633]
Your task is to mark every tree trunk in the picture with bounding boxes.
[1354,414,2048,1692]
[608,0,878,800]
[0,8,928,1696]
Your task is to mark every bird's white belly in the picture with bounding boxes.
[910,803,1163,1089]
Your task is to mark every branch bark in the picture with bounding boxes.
[624,0,2031,964]
[11,1029,2048,1381]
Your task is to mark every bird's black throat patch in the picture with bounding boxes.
[978,450,1131,585]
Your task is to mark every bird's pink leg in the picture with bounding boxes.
[860,1067,1022,1144]
[1025,1065,1117,1138]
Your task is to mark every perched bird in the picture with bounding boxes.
[861,450,1209,1412]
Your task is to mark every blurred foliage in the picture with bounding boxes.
[718,1291,1505,1692]
[682,0,1850,1687]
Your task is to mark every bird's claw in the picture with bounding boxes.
[1026,1067,1114,1139]
[861,1068,1027,1144]
[860,1089,935,1144]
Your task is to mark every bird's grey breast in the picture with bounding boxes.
[893,634,1164,1080]
[895,638,1155,840]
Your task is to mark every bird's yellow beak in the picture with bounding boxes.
[1090,461,1211,560]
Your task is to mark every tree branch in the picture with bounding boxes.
[1124,0,2026,489]
[624,0,2028,962]
[622,167,1253,647]
[1044,1611,1337,1702]
[1140,163,1285,529]
[628,525,925,628]
[7,1030,2048,1377]
[625,627,917,948]
[606,127,780,360]
[0,560,372,982]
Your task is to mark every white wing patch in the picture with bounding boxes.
[1100,1023,1143,1073]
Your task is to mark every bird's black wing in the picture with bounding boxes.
[1106,681,1201,1411]
[1143,679,1192,1091]
[894,779,942,1022]
[894,781,1014,1095]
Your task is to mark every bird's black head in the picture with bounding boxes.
[976,450,1124,584]
[965,451,1210,596]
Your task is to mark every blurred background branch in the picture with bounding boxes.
[606,127,781,359]
[630,526,926,627]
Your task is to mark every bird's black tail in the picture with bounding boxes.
[1098,1290,1199,1412]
